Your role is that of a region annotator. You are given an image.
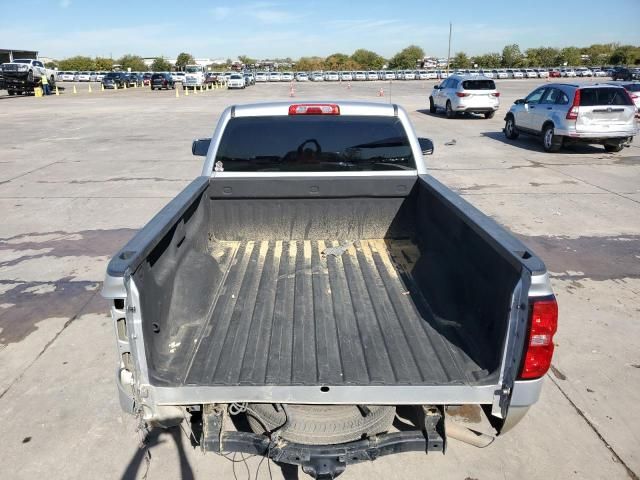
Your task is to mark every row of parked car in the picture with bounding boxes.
[427,73,639,154]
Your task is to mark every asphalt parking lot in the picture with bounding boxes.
[0,78,638,480]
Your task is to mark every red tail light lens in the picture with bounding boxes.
[456,92,469,97]
[289,104,340,115]
[566,89,581,120]
[491,92,501,97]
[519,297,558,379]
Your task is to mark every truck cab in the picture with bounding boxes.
[183,64,205,90]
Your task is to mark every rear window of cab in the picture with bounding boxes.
[580,88,633,106]
[462,80,496,90]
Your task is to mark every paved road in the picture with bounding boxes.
[0,79,638,479]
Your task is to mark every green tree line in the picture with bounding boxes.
[47,43,640,73]
[451,43,640,69]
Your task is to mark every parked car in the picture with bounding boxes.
[76,71,90,81]
[429,75,500,119]
[507,69,523,79]
[354,71,366,81]
[104,100,557,478]
[493,69,508,79]
[127,73,143,87]
[269,71,282,82]
[607,82,640,110]
[535,69,549,78]
[95,71,106,82]
[255,72,268,82]
[403,70,416,80]
[522,69,537,79]
[59,71,74,81]
[101,72,126,89]
[576,68,593,77]
[326,71,340,81]
[382,71,395,80]
[295,72,309,81]
[479,69,494,79]
[227,73,245,89]
[150,72,175,90]
[311,71,324,81]
[280,72,294,82]
[612,67,640,81]
[171,72,186,83]
[560,68,577,78]
[592,69,608,78]
[504,84,637,152]
[548,69,561,78]
[340,71,353,81]
[244,73,255,86]
[435,70,449,79]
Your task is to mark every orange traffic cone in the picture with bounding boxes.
[378,88,384,97]
[289,85,295,97]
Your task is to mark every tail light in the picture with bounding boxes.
[491,92,500,97]
[456,92,470,97]
[289,104,340,115]
[519,296,558,379]
[566,89,581,120]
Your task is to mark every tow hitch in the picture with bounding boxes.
[200,405,446,479]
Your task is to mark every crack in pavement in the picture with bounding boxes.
[549,375,639,480]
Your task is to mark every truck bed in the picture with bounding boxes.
[184,238,489,387]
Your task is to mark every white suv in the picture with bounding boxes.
[504,84,637,152]
[429,75,500,119]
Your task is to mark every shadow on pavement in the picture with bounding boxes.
[121,426,194,480]
[480,130,609,154]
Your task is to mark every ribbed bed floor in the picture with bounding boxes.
[183,239,489,386]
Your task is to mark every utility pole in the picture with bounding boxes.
[446,22,452,76]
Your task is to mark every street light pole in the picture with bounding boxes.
[447,22,452,76]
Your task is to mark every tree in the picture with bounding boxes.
[295,56,324,71]
[501,44,523,67]
[557,47,581,66]
[388,45,425,69]
[610,45,640,65]
[44,61,58,69]
[350,49,385,70]
[175,52,195,70]
[472,53,501,69]
[94,57,114,71]
[58,56,94,71]
[151,57,173,72]
[238,55,256,66]
[118,54,147,71]
[451,52,471,69]
[324,53,350,70]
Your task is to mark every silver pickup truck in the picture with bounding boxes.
[102,101,557,478]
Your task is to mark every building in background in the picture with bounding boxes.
[0,48,38,64]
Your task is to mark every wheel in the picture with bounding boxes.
[445,101,455,119]
[484,111,495,119]
[27,70,33,83]
[150,87,154,90]
[604,143,623,153]
[49,75,56,87]
[429,97,436,113]
[8,90,15,96]
[542,124,562,152]
[504,115,519,139]
[246,404,396,445]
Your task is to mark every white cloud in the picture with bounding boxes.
[210,2,305,25]
[59,0,71,8]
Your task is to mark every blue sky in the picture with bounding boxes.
[0,0,638,60]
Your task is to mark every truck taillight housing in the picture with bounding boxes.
[519,296,558,379]
[289,104,340,115]
[456,92,469,97]
[566,89,581,120]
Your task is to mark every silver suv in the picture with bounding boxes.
[504,83,638,152]
[429,75,500,119]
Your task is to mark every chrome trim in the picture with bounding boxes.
[127,279,150,385]
[528,272,553,297]
[149,384,498,406]
[101,273,127,299]
[510,378,544,407]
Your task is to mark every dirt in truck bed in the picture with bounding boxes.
[181,238,493,387]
